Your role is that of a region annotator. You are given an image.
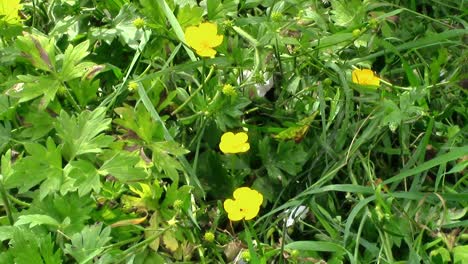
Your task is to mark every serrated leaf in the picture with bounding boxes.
[60,40,93,81]
[177,5,203,28]
[55,107,113,161]
[330,0,365,28]
[15,214,60,228]
[121,182,163,210]
[19,108,54,140]
[98,151,147,182]
[10,228,62,264]
[65,159,101,196]
[6,75,61,109]
[113,4,151,50]
[15,31,56,72]
[5,137,63,197]
[114,104,163,143]
[64,223,112,264]
[27,193,94,236]
[259,138,307,185]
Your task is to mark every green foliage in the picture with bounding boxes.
[64,224,112,264]
[55,107,113,161]
[0,0,466,263]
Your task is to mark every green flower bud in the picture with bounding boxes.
[128,81,138,91]
[352,29,361,37]
[241,251,251,261]
[133,18,146,29]
[204,231,215,242]
[222,84,237,96]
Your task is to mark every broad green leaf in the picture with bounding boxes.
[5,137,63,198]
[113,4,151,50]
[64,223,112,264]
[430,247,451,264]
[6,75,61,109]
[0,226,15,242]
[19,107,54,140]
[177,5,203,29]
[65,159,101,196]
[151,142,186,181]
[60,40,95,81]
[162,230,178,252]
[14,214,60,228]
[204,0,239,20]
[259,138,307,185]
[26,193,94,236]
[98,151,148,182]
[114,104,163,143]
[15,31,56,72]
[145,212,161,251]
[453,245,468,264]
[121,182,163,210]
[55,107,113,161]
[9,228,62,264]
[330,0,365,28]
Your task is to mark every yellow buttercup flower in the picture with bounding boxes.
[352,69,380,86]
[0,0,21,24]
[224,187,263,221]
[184,22,223,58]
[219,132,250,154]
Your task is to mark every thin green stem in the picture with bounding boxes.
[0,176,14,225]
[171,65,215,116]
[7,193,30,207]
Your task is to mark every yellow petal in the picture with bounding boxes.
[352,69,380,86]
[198,22,218,36]
[234,187,263,206]
[234,132,248,143]
[239,142,250,152]
[184,26,203,50]
[195,47,217,58]
[242,204,261,220]
[224,199,244,221]
[208,34,223,48]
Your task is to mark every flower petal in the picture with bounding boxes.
[352,69,380,86]
[224,199,244,221]
[234,132,248,144]
[184,26,199,46]
[208,34,223,48]
[195,47,217,58]
[198,22,218,36]
[239,142,250,152]
[243,204,261,220]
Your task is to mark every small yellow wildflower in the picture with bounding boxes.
[184,22,223,58]
[133,17,146,29]
[0,0,21,25]
[352,69,380,86]
[219,132,250,154]
[222,84,237,96]
[167,217,178,227]
[223,187,263,221]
